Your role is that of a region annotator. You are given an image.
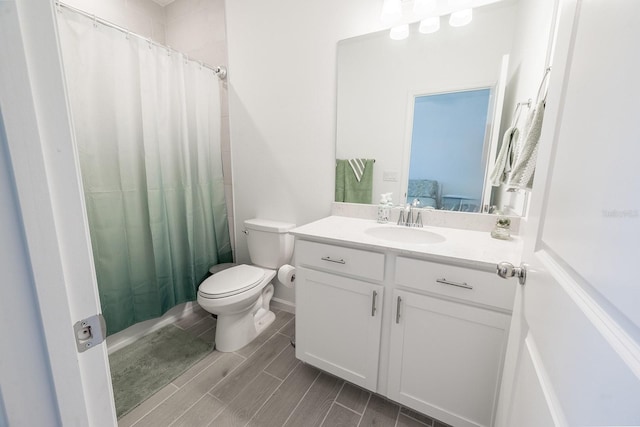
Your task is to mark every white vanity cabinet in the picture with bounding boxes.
[295,240,385,391]
[293,233,516,427]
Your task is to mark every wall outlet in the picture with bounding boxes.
[383,170,399,182]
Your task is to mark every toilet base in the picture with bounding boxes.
[214,284,276,352]
[254,308,276,336]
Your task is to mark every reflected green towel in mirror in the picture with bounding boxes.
[335,159,374,203]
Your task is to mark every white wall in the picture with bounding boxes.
[336,3,516,203]
[62,0,166,43]
[493,0,558,215]
[225,0,387,302]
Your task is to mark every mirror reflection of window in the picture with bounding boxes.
[407,88,491,212]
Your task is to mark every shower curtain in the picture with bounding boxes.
[57,9,232,335]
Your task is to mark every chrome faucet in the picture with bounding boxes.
[397,206,406,226]
[397,199,423,227]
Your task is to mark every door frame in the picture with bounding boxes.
[0,1,116,425]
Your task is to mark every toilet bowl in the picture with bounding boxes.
[197,264,277,352]
[197,218,295,352]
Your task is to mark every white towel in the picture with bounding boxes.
[348,158,366,182]
[489,126,520,187]
[508,99,546,190]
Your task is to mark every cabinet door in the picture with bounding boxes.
[388,290,510,427]
[295,267,383,391]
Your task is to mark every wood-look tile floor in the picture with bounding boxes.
[118,307,452,427]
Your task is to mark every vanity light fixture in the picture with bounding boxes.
[381,0,403,26]
[384,0,478,39]
[419,16,440,34]
[448,0,473,27]
[390,24,410,40]
[449,8,473,26]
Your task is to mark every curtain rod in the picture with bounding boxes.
[54,1,228,80]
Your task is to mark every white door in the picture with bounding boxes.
[0,1,116,425]
[496,0,640,425]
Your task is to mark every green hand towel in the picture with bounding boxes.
[335,159,346,202]
[335,159,374,204]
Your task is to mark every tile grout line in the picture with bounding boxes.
[204,354,248,395]
[279,370,322,427]
[174,351,230,388]
[243,359,302,427]
[207,344,288,427]
[165,392,212,427]
[277,317,295,334]
[261,340,293,378]
[231,349,248,360]
[318,380,346,426]
[207,334,291,401]
[197,325,216,339]
[204,392,228,427]
[333,400,363,416]
[204,399,228,427]
[355,392,372,427]
[133,353,238,427]
[261,370,285,382]
[394,404,401,427]
[317,388,339,427]
[175,352,235,391]
[245,358,301,425]
[236,326,282,360]
[185,315,210,332]
[402,410,433,426]
[124,383,180,427]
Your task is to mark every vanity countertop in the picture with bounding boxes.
[290,216,523,271]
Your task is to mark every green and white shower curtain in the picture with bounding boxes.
[57,9,232,335]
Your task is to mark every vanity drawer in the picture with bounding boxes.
[395,257,515,311]
[295,240,385,282]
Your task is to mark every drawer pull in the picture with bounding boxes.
[321,256,346,264]
[396,296,402,324]
[371,290,378,317]
[436,278,473,290]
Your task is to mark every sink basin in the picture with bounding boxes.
[364,226,446,244]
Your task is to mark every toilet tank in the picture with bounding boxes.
[244,219,296,269]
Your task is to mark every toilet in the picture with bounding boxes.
[197,218,295,352]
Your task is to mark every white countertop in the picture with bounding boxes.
[290,216,523,271]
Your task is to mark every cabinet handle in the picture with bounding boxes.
[396,296,402,324]
[371,290,378,316]
[436,278,473,290]
[321,256,346,264]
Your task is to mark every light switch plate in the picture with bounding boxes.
[383,170,399,182]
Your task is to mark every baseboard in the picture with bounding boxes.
[106,301,199,354]
[271,297,295,314]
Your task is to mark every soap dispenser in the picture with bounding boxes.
[377,193,392,223]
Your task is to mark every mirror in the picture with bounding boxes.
[335,2,517,213]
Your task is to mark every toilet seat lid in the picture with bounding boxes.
[199,264,265,299]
